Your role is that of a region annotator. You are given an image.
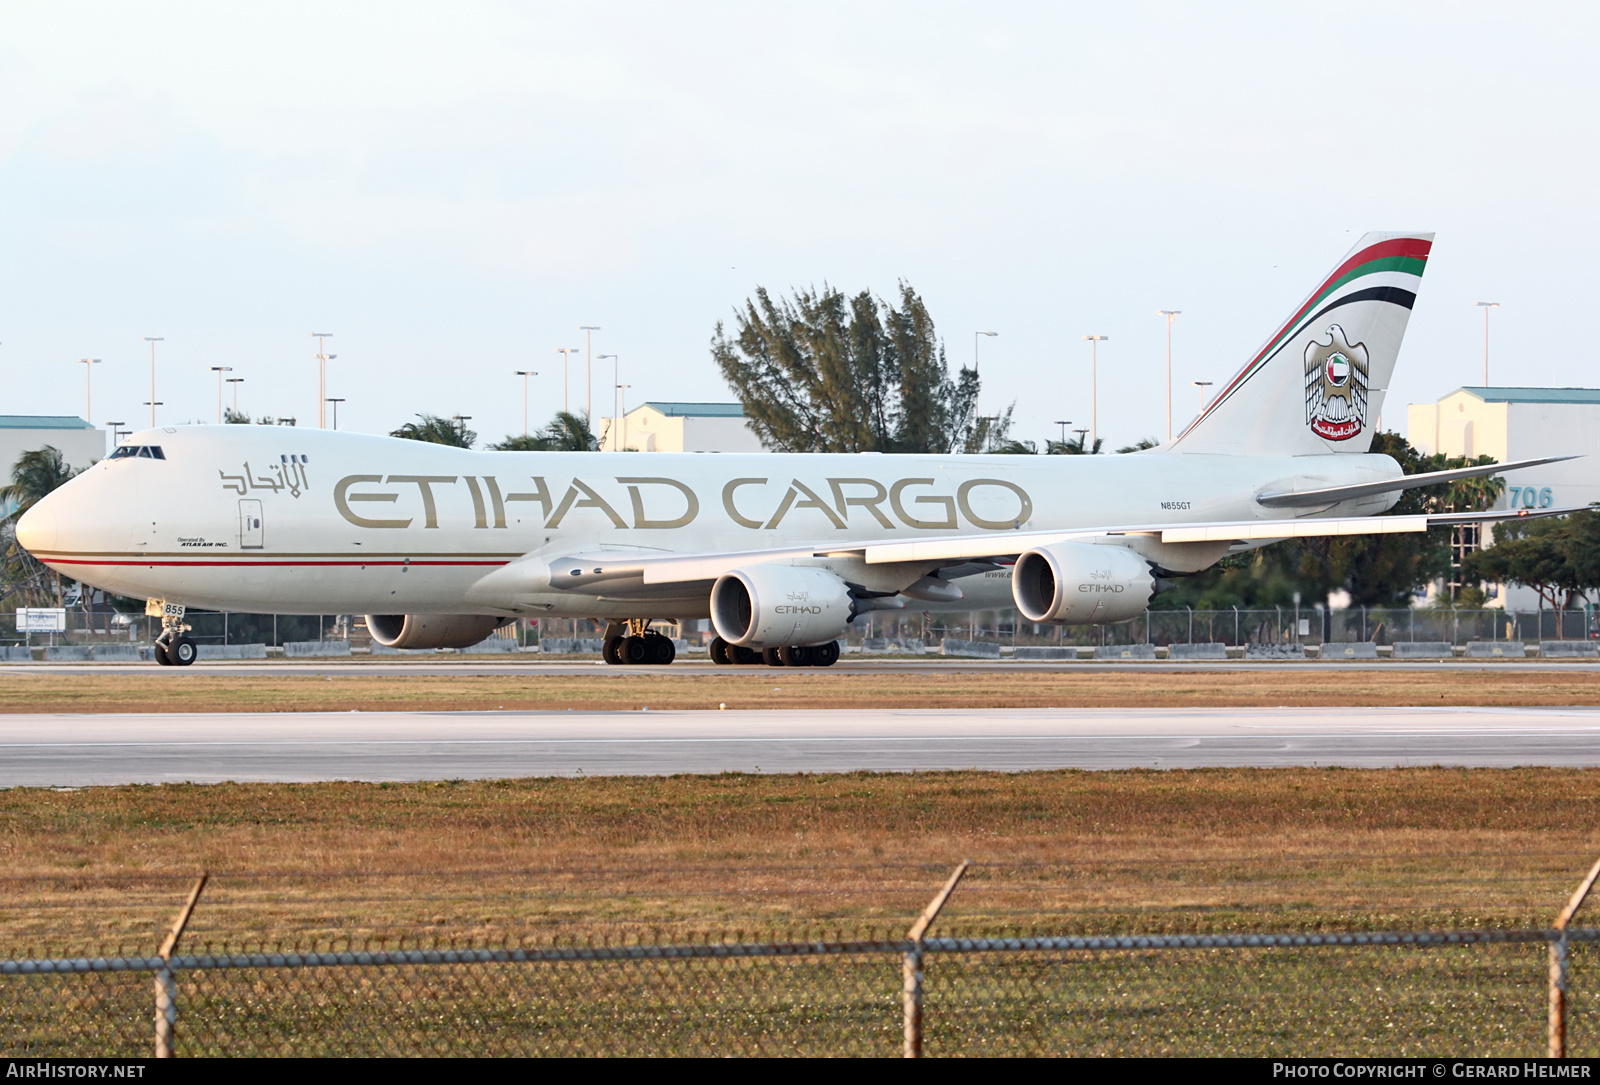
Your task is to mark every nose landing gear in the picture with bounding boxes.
[148,600,197,667]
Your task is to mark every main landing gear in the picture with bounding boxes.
[602,619,677,666]
[710,636,840,667]
[148,599,197,667]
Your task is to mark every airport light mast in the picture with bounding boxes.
[77,358,101,423]
[143,337,163,426]
[226,378,244,416]
[597,355,618,444]
[1475,302,1500,385]
[1082,335,1109,447]
[209,366,233,423]
[579,326,601,421]
[515,370,538,435]
[556,347,580,414]
[311,333,334,428]
[1159,310,1181,442]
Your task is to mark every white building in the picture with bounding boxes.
[598,401,763,453]
[1408,387,1600,608]
[1,416,105,513]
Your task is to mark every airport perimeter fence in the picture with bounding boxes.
[7,866,1600,1058]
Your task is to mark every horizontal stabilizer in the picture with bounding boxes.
[1255,456,1577,508]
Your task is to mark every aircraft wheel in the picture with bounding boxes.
[710,636,734,665]
[154,640,174,666]
[732,645,761,665]
[171,637,198,667]
[762,647,784,667]
[778,645,812,667]
[646,634,676,665]
[622,635,651,665]
[811,640,841,667]
[603,635,626,665]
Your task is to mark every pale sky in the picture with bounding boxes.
[3,1,1595,451]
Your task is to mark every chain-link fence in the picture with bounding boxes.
[6,865,1600,1058]
[4,930,1598,1057]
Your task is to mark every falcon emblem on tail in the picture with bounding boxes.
[1303,324,1370,442]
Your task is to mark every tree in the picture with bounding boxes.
[1,446,79,519]
[712,282,996,453]
[488,411,598,452]
[1153,432,1507,609]
[1463,510,1600,610]
[1048,433,1104,455]
[1,446,81,606]
[1116,438,1159,454]
[223,407,251,424]
[391,414,476,448]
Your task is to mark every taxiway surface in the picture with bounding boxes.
[4,706,1599,786]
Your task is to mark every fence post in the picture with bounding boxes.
[1550,856,1600,1058]
[154,873,208,1059]
[903,861,969,1058]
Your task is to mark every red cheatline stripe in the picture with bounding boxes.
[40,559,511,568]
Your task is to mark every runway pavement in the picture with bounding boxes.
[4,705,1599,787]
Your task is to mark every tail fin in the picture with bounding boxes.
[1169,231,1432,455]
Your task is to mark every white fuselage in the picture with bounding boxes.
[18,425,1402,618]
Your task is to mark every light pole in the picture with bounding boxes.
[452,415,471,446]
[515,370,538,435]
[1082,335,1109,447]
[1072,428,1089,452]
[1191,380,1214,416]
[1053,419,1072,445]
[556,347,580,414]
[326,398,345,430]
[209,366,233,423]
[974,331,998,373]
[142,337,163,426]
[977,414,999,452]
[579,326,601,421]
[1475,302,1500,385]
[311,333,334,428]
[597,354,618,446]
[618,384,632,450]
[225,378,244,417]
[77,359,101,423]
[104,422,125,449]
[1158,310,1181,442]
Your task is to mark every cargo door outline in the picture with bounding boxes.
[239,499,264,549]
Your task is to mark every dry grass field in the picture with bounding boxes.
[3,666,1600,713]
[3,768,1598,957]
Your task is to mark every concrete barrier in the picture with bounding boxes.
[863,637,926,654]
[283,640,352,658]
[1321,642,1379,659]
[43,645,93,661]
[1246,643,1306,660]
[1392,641,1454,659]
[1167,642,1228,661]
[1095,644,1157,660]
[462,638,523,654]
[90,645,141,661]
[1538,641,1600,658]
[1013,646,1075,661]
[1465,641,1525,659]
[0,646,35,661]
[940,638,1001,659]
[538,638,605,654]
[197,643,269,660]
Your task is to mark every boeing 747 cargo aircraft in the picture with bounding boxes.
[14,232,1572,666]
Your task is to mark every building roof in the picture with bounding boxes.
[0,415,94,430]
[1453,387,1600,405]
[637,402,748,418]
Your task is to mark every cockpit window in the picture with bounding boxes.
[109,445,165,460]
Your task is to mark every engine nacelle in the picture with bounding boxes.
[710,565,853,648]
[1011,542,1156,624]
[366,614,509,650]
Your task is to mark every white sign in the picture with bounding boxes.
[16,608,67,633]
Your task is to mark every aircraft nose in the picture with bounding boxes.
[14,498,58,555]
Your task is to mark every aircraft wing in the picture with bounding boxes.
[548,505,1584,593]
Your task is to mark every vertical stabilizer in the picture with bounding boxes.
[1170,232,1432,455]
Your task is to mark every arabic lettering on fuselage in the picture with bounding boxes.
[219,458,310,499]
[329,474,1034,532]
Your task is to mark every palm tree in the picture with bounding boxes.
[391,414,477,448]
[1047,434,1104,455]
[1,446,79,520]
[489,411,599,452]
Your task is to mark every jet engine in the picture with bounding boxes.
[710,565,853,648]
[366,613,510,650]
[1011,542,1157,624]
